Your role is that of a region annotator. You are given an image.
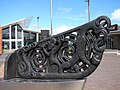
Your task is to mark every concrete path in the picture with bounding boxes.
[84,53,120,90]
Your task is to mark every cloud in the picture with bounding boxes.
[111,9,120,21]
[29,24,76,35]
[56,14,87,21]
[29,23,50,31]
[41,27,49,30]
[53,25,75,35]
[58,7,72,13]
[56,16,80,21]
[56,9,87,21]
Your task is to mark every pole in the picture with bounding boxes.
[37,17,40,42]
[50,0,53,35]
[37,17,40,32]
[85,0,90,22]
[88,0,90,22]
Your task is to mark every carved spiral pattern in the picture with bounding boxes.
[15,16,112,79]
[17,52,31,77]
[30,49,46,72]
[17,61,28,77]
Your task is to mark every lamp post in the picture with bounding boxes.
[50,0,53,35]
[37,17,40,32]
[85,0,90,22]
[37,17,40,42]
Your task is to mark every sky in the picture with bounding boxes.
[1,0,120,34]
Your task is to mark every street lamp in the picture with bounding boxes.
[37,17,40,31]
[37,17,40,42]
[50,0,53,35]
[85,0,90,22]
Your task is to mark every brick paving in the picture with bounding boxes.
[0,53,120,90]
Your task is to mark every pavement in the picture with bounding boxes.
[0,52,120,90]
[0,53,11,79]
[84,53,120,90]
[0,53,10,66]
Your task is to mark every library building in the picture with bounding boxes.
[0,17,49,53]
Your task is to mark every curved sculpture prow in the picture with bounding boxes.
[4,16,114,80]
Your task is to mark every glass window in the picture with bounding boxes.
[17,25,22,39]
[2,41,9,49]
[30,33,36,40]
[12,41,15,49]
[24,32,37,45]
[24,31,30,46]
[24,31,30,40]
[17,41,22,48]
[2,27,9,39]
[17,30,22,39]
[17,25,22,31]
[11,26,15,39]
[39,33,41,41]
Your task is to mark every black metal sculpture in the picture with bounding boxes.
[4,16,115,80]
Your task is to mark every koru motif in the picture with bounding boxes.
[4,16,114,80]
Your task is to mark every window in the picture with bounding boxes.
[2,27,9,39]
[24,31,37,45]
[11,26,15,39]
[12,41,15,49]
[2,41,9,49]
[30,33,36,40]
[17,30,22,39]
[17,25,22,39]
[17,41,22,48]
[24,31,30,40]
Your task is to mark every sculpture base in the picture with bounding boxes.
[0,78,87,90]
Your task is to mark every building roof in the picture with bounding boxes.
[1,17,33,29]
[110,26,120,35]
